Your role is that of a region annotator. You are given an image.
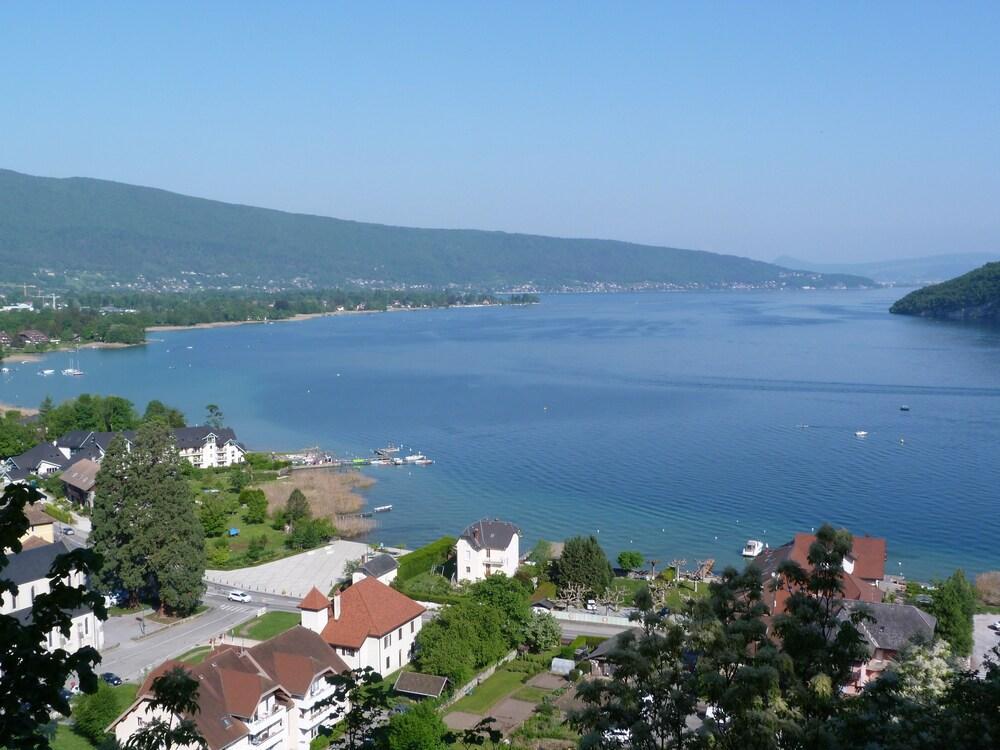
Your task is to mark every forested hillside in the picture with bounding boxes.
[0,169,871,290]
[890,262,1000,320]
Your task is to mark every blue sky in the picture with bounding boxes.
[1,2,998,262]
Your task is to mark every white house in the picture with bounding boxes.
[172,426,246,468]
[350,553,399,586]
[298,577,425,675]
[0,540,103,655]
[456,519,520,583]
[110,627,349,750]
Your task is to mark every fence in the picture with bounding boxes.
[441,649,518,708]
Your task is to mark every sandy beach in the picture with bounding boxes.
[146,309,375,332]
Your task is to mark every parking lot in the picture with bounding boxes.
[972,614,1000,675]
[204,539,374,598]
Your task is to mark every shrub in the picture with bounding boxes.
[976,571,1000,606]
[396,536,456,582]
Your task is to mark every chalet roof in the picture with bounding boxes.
[121,629,348,750]
[173,426,241,449]
[459,518,520,551]
[754,532,887,582]
[393,672,448,698]
[320,577,425,649]
[60,458,101,492]
[359,553,398,578]
[838,601,937,654]
[5,541,70,585]
[9,442,67,472]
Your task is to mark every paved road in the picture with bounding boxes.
[972,614,1000,675]
[558,620,633,640]
[100,600,257,682]
[204,581,301,612]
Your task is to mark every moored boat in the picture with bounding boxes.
[741,539,765,558]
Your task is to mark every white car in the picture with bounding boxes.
[585,599,598,612]
[989,620,1000,632]
[227,591,251,603]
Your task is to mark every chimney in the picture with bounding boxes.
[333,593,341,620]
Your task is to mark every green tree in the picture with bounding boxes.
[198,496,230,537]
[205,403,224,429]
[287,517,335,550]
[285,488,310,522]
[99,395,140,431]
[240,488,268,524]
[0,409,36,458]
[931,570,977,656]
[321,667,390,750]
[387,700,449,750]
[0,483,106,750]
[555,535,612,595]
[91,434,149,603]
[121,666,206,750]
[573,587,698,749]
[523,610,561,652]
[143,399,186,427]
[91,424,205,614]
[73,682,126,744]
[617,550,645,573]
[244,534,268,562]
[469,573,531,646]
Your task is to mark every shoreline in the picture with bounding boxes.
[0,400,38,416]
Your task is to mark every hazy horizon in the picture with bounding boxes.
[2,3,998,264]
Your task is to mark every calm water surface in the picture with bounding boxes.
[5,289,999,580]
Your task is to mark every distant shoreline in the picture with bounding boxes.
[0,400,38,416]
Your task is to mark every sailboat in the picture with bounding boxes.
[62,348,84,376]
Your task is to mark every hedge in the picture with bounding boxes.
[396,536,456,582]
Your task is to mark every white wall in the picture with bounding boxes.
[456,534,519,583]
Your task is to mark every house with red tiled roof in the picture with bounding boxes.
[753,531,887,615]
[298,576,425,675]
[110,626,349,750]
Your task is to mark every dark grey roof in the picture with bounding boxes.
[5,541,72,586]
[9,603,93,626]
[359,554,398,578]
[57,431,96,450]
[459,519,520,551]
[588,629,641,661]
[10,443,68,472]
[172,426,240,449]
[838,601,937,654]
[750,542,794,579]
[393,672,448,698]
[57,431,128,454]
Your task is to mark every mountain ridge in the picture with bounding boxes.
[0,168,872,290]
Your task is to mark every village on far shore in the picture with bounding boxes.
[2,404,999,750]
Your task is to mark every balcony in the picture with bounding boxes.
[249,719,284,746]
[248,703,284,729]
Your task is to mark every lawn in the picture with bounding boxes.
[177,645,213,664]
[235,611,300,640]
[447,669,525,714]
[51,725,95,750]
[512,686,550,704]
[609,578,709,610]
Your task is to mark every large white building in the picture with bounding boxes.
[455,519,520,583]
[0,538,103,655]
[298,577,425,675]
[111,627,348,750]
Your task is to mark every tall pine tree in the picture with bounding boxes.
[91,424,205,614]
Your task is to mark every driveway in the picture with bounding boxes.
[972,614,1000,675]
[205,539,373,598]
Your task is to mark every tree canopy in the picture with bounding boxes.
[555,535,613,595]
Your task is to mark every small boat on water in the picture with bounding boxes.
[413,458,434,465]
[900,405,910,411]
[373,505,393,513]
[854,430,869,438]
[403,453,428,463]
[39,369,55,376]
[62,368,84,376]
[741,539,765,558]
[0,367,11,374]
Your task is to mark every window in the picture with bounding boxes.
[410,621,414,634]
[384,634,391,647]
[398,628,402,639]
[465,567,471,573]
[385,656,390,670]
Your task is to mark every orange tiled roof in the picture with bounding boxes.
[320,577,424,649]
[298,586,330,611]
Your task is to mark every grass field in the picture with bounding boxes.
[235,611,300,640]
[512,685,550,704]
[447,669,525,714]
[177,645,213,664]
[51,725,95,750]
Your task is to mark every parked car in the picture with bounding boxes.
[62,526,74,536]
[227,590,252,603]
[585,599,598,612]
[101,672,123,686]
[989,620,1000,632]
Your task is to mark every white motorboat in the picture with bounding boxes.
[403,453,427,463]
[62,368,84,376]
[741,539,765,558]
[39,369,55,376]
[0,367,11,374]
[854,430,869,438]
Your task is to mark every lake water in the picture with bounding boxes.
[5,289,999,581]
